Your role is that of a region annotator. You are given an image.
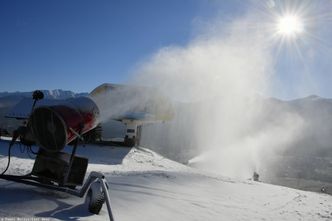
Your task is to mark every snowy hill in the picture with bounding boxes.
[139,95,332,195]
[0,140,331,220]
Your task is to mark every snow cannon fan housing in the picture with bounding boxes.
[30,97,100,152]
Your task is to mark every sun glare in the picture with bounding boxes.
[276,14,304,37]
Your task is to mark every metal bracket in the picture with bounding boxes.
[0,171,114,221]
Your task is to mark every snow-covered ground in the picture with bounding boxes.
[0,140,331,220]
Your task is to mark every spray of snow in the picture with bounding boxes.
[129,15,305,179]
[91,11,307,179]
[91,85,152,122]
[91,84,173,124]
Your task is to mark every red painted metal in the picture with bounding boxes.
[30,97,100,151]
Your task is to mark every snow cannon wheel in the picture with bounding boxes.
[86,181,106,214]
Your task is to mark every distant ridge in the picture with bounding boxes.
[0,89,89,131]
[0,89,88,100]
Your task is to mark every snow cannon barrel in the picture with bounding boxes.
[30,97,100,152]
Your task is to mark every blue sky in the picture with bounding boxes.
[0,0,221,92]
[0,0,332,99]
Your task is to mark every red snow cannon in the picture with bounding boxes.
[29,96,100,152]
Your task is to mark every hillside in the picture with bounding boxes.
[0,140,331,220]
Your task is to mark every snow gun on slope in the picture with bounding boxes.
[0,90,114,221]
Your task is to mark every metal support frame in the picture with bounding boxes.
[63,127,82,185]
[0,171,114,221]
[1,91,114,219]
[0,138,114,220]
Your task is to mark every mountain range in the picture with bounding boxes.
[0,89,88,100]
[0,89,88,131]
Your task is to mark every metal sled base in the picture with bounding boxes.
[0,171,114,221]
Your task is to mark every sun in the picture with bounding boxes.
[276,14,304,37]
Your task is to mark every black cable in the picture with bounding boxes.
[19,142,25,153]
[26,145,37,159]
[1,140,38,175]
[18,142,38,158]
[1,130,20,176]
[1,142,13,175]
[29,146,38,155]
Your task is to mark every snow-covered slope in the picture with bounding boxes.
[0,140,331,220]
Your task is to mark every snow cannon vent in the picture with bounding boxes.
[30,97,100,152]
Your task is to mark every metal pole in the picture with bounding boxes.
[100,178,115,221]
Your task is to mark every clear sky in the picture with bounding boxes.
[1,0,332,99]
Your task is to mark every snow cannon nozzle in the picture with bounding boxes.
[29,96,100,152]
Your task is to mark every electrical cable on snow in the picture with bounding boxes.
[1,142,13,175]
[1,141,37,176]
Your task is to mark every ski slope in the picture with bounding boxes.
[0,140,331,220]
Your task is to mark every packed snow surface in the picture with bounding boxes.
[0,140,331,220]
